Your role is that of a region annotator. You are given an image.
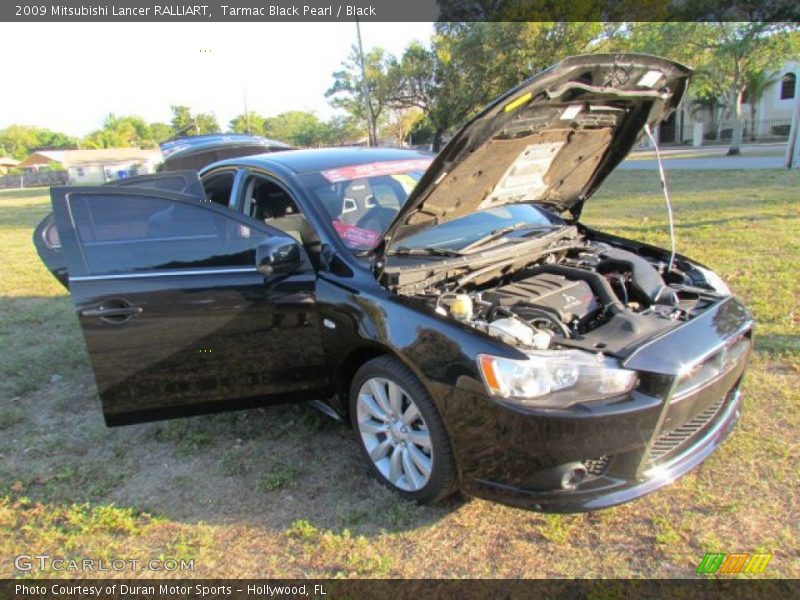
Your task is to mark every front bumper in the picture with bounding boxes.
[442,296,752,512]
[467,386,743,512]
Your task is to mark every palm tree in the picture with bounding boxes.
[742,69,780,142]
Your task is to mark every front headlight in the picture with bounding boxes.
[477,350,638,408]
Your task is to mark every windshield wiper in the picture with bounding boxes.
[460,222,561,253]
[389,246,464,257]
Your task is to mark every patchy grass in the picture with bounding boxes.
[258,462,303,492]
[0,171,798,578]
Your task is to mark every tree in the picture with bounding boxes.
[0,125,78,159]
[692,24,800,155]
[229,111,266,135]
[380,107,424,146]
[743,69,780,141]
[326,46,395,146]
[319,115,362,146]
[385,33,488,151]
[263,111,326,147]
[83,113,151,148]
[387,23,605,151]
[148,122,173,144]
[169,106,220,136]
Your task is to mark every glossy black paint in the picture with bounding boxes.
[38,145,753,512]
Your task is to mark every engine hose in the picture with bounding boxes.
[524,264,626,315]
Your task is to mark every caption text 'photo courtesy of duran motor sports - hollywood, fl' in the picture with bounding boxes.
[1,0,800,597]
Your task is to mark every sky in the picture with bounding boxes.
[0,22,434,137]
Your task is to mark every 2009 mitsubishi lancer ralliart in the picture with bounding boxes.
[34,54,752,511]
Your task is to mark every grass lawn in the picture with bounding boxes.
[0,169,798,578]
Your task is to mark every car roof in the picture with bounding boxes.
[209,146,433,175]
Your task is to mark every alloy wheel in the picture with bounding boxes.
[355,376,434,492]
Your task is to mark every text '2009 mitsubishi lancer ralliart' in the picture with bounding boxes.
[34,54,752,512]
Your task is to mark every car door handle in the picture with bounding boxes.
[81,305,142,318]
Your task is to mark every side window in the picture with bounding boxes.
[241,175,318,247]
[68,193,266,275]
[202,170,236,207]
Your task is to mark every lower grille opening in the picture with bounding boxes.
[648,391,731,465]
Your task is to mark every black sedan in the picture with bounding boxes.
[34,54,752,511]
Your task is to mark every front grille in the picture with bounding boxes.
[648,393,728,464]
[582,455,610,478]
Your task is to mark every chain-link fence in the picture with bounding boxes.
[0,170,68,189]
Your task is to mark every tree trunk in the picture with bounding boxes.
[431,128,446,152]
[727,89,744,156]
[749,102,757,142]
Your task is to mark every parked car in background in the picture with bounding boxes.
[34,55,752,511]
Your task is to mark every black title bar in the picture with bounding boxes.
[2,0,799,22]
[3,578,800,599]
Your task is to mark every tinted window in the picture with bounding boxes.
[203,170,236,206]
[69,194,266,274]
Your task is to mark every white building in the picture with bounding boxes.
[660,59,800,145]
[18,148,162,184]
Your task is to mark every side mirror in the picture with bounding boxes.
[255,237,304,275]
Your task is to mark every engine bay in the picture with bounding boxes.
[382,231,725,358]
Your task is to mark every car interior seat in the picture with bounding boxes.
[250,180,320,261]
[339,179,375,226]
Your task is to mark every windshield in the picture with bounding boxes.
[300,158,432,251]
[394,204,565,254]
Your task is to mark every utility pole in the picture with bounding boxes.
[355,17,376,146]
[243,88,251,134]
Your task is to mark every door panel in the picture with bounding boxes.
[50,186,327,425]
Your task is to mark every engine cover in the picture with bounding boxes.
[482,273,599,324]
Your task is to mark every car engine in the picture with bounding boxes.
[384,235,724,356]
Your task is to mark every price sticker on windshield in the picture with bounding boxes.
[321,159,432,183]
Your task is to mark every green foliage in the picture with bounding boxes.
[326,45,397,144]
[169,105,220,136]
[263,111,326,147]
[83,113,156,149]
[0,125,78,159]
[326,22,798,152]
[229,111,267,135]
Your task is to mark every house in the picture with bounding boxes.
[654,59,799,145]
[18,148,162,184]
[0,156,19,173]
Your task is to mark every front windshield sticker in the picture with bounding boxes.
[332,220,382,248]
[321,159,433,183]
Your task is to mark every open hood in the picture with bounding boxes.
[159,134,292,171]
[383,54,691,249]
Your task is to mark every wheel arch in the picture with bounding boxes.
[332,342,441,423]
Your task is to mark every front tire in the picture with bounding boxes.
[349,356,457,504]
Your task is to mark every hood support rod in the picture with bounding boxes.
[643,123,677,273]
